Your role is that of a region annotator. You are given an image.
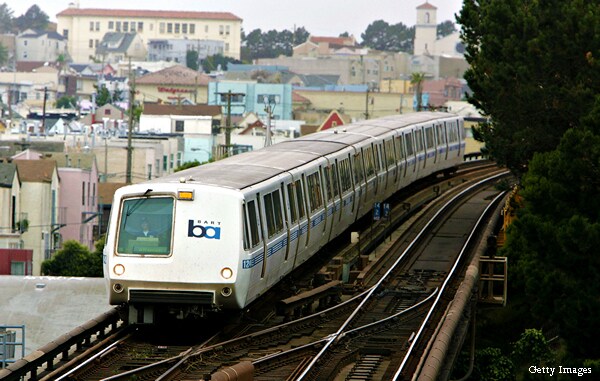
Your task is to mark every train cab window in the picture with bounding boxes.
[263,190,284,237]
[306,172,323,212]
[363,146,375,177]
[294,179,306,219]
[245,199,261,247]
[117,196,173,255]
[425,127,435,149]
[339,158,352,192]
[384,139,396,168]
[353,153,365,184]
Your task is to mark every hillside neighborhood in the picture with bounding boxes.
[0,2,481,276]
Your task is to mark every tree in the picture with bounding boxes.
[457,0,600,176]
[95,85,112,107]
[14,5,49,32]
[436,20,456,38]
[0,42,8,67]
[56,95,76,109]
[361,20,414,53]
[41,240,103,277]
[186,49,199,71]
[0,3,14,33]
[241,27,309,61]
[201,53,241,73]
[410,72,426,111]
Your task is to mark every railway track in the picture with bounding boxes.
[0,162,510,381]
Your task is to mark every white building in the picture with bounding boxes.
[16,29,68,62]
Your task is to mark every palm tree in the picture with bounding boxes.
[410,72,426,111]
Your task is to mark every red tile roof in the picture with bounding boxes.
[14,160,57,183]
[136,65,212,86]
[57,8,242,21]
[417,2,437,10]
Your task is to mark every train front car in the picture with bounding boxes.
[104,182,245,324]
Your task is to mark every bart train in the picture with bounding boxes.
[103,112,465,323]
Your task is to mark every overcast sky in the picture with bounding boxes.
[6,0,464,41]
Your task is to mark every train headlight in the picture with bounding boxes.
[113,264,125,276]
[221,267,233,279]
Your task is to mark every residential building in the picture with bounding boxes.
[139,103,221,164]
[56,5,242,63]
[16,29,68,62]
[147,38,224,64]
[134,64,211,104]
[0,159,23,244]
[14,159,60,276]
[293,35,359,57]
[95,32,147,63]
[208,81,293,120]
[0,71,60,111]
[81,103,127,128]
[48,152,99,250]
[421,77,465,108]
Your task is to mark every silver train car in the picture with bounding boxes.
[103,112,465,323]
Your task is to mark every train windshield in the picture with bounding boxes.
[116,196,174,255]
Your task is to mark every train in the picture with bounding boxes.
[103,112,465,324]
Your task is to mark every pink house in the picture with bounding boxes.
[47,153,99,250]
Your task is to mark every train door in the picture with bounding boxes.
[383,137,396,197]
[414,127,426,173]
[352,150,367,219]
[362,144,377,211]
[437,122,449,162]
[375,142,386,196]
[323,161,341,241]
[337,154,356,227]
[424,125,436,175]
[258,185,287,288]
[404,130,418,183]
[242,195,264,300]
[283,178,302,271]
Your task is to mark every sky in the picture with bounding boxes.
[6,0,464,41]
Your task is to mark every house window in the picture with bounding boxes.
[159,22,165,33]
[163,155,167,171]
[108,21,114,30]
[116,21,121,32]
[82,182,86,205]
[123,22,129,31]
[182,23,187,34]
[63,29,69,38]
[130,21,136,32]
[96,21,100,31]
[226,25,230,35]
[23,40,28,46]
[104,109,111,115]
[138,22,143,31]
[89,21,94,31]
[175,120,184,132]
[190,24,195,34]
[167,23,173,33]
[89,39,94,48]
[219,25,224,35]
[174,23,180,34]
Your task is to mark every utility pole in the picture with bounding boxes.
[216,90,244,157]
[365,87,370,120]
[126,59,135,184]
[41,86,48,132]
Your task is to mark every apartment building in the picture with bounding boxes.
[56,5,242,63]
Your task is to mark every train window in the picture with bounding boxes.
[323,166,333,201]
[395,136,405,159]
[287,183,298,223]
[448,123,458,142]
[384,139,395,167]
[306,172,323,212]
[295,179,306,219]
[339,158,352,192]
[363,146,375,177]
[437,124,447,145]
[331,163,340,197]
[425,127,435,149]
[405,133,414,156]
[263,190,284,238]
[415,129,424,152]
[117,196,173,255]
[245,200,261,247]
[353,152,364,184]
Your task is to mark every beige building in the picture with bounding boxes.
[135,65,211,104]
[14,159,60,276]
[0,70,61,111]
[56,5,242,63]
